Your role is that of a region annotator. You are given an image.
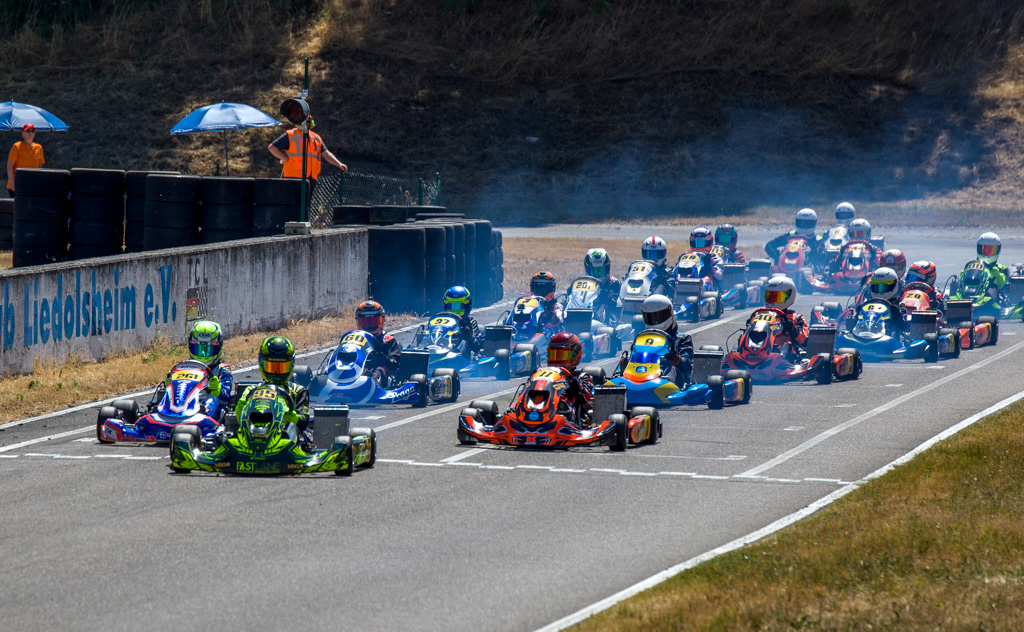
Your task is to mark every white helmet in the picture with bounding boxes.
[584,248,611,279]
[642,236,668,267]
[641,294,675,332]
[764,275,796,310]
[835,202,856,226]
[795,208,817,235]
[869,267,900,301]
[849,218,871,240]
[977,232,1001,264]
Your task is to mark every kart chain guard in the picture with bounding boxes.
[674,279,703,308]
[722,264,746,287]
[909,310,938,341]
[396,350,431,384]
[564,309,594,336]
[311,405,350,449]
[483,325,513,357]
[692,349,724,386]
[747,259,772,279]
[593,385,627,424]
[806,324,838,357]
[945,299,974,324]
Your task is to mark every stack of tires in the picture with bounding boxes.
[421,223,449,313]
[253,178,304,237]
[470,220,494,304]
[144,174,201,250]
[12,168,70,267]
[201,177,253,244]
[125,170,178,253]
[0,199,12,250]
[333,205,370,225]
[68,168,125,260]
[368,225,426,314]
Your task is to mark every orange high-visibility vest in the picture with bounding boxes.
[281,128,323,179]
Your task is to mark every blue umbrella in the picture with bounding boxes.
[171,102,280,176]
[0,101,69,132]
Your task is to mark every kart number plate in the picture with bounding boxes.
[170,370,204,382]
[252,387,278,401]
[629,262,654,277]
[515,297,540,311]
[752,312,778,323]
[680,252,701,262]
[967,261,985,271]
[342,332,370,346]
[637,332,668,347]
[533,368,563,381]
[862,303,889,313]
[429,316,459,327]
[572,279,598,292]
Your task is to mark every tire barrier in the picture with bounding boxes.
[200,177,254,244]
[69,168,125,261]
[144,174,200,250]
[125,170,179,253]
[368,225,427,314]
[12,169,70,268]
[0,198,13,250]
[333,205,370,225]
[253,178,304,237]
[422,223,449,313]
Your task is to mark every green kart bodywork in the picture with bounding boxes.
[168,384,376,475]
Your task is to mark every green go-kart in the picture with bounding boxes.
[168,384,376,476]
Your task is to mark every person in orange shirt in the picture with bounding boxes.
[7,123,44,197]
[267,115,347,202]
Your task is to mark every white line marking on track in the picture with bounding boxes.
[737,339,1024,479]
[441,448,487,463]
[533,387,1024,632]
[885,383,903,387]
[374,386,520,432]
[0,427,93,453]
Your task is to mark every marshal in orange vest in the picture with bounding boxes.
[280,128,324,180]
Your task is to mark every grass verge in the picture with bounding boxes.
[573,400,1024,631]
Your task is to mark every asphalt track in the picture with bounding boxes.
[2,228,1022,632]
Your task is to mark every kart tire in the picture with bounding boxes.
[713,293,724,319]
[583,366,607,385]
[409,374,429,408]
[200,176,254,205]
[70,195,124,223]
[146,174,201,203]
[707,375,725,410]
[334,437,354,476]
[96,406,118,443]
[977,315,998,346]
[923,334,940,363]
[595,326,615,357]
[735,284,747,309]
[939,327,961,358]
[457,408,480,445]
[834,349,862,380]
[514,343,539,374]
[15,168,70,198]
[959,321,975,349]
[469,400,499,425]
[630,406,660,444]
[350,428,377,467]
[169,425,202,473]
[816,353,833,384]
[686,298,700,323]
[494,349,511,381]
[431,368,461,402]
[725,370,753,404]
[609,413,628,451]
[578,331,594,361]
[112,399,140,424]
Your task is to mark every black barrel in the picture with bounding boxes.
[69,168,125,260]
[201,177,253,244]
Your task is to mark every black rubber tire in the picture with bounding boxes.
[124,222,145,250]
[96,405,119,443]
[939,328,961,358]
[368,226,426,258]
[609,413,628,451]
[371,285,426,314]
[70,168,125,197]
[368,257,427,287]
[254,178,307,205]
[450,223,466,253]
[473,220,492,253]
[923,334,940,363]
[707,375,725,409]
[463,221,477,252]
[251,203,301,231]
[143,226,199,250]
[13,220,69,248]
[976,315,998,346]
[124,197,145,223]
[630,406,660,444]
[724,370,753,403]
[435,223,455,255]
[333,205,370,225]
[444,254,457,286]
[458,411,478,445]
[200,228,251,244]
[70,195,124,223]
[12,246,67,267]
[125,171,179,198]
[69,243,123,260]
[494,349,511,380]
[409,374,429,408]
[816,353,833,384]
[368,205,412,225]
[423,224,447,257]
[145,174,201,203]
[14,194,70,223]
[15,169,70,197]
[70,220,123,246]
[467,400,499,425]
[145,200,200,229]
[200,176,254,205]
[959,321,975,349]
[430,368,462,402]
[112,398,140,424]
[334,438,354,476]
[201,202,254,231]
[424,255,447,286]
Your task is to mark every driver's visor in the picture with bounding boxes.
[588,266,608,279]
[547,347,574,364]
[189,341,220,359]
[978,244,999,257]
[795,218,816,230]
[716,233,735,245]
[357,315,383,331]
[870,279,896,295]
[642,306,673,326]
[262,359,292,374]
[642,247,663,260]
[691,236,712,249]
[764,290,790,304]
[443,301,465,316]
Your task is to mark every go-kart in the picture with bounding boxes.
[96,359,220,444]
[831,300,959,362]
[169,389,375,476]
[942,298,998,350]
[562,276,627,360]
[946,261,1024,321]
[605,329,751,409]
[803,240,878,294]
[772,234,815,277]
[618,259,669,324]
[457,370,660,450]
[719,258,770,310]
[408,312,537,380]
[722,309,862,383]
[672,252,723,323]
[298,330,460,407]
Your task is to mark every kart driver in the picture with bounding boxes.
[443,285,483,357]
[751,276,808,357]
[828,218,881,276]
[355,300,402,387]
[158,320,233,420]
[848,247,907,307]
[848,267,908,335]
[903,260,945,313]
[234,336,312,448]
[765,208,823,267]
[530,271,563,335]
[583,248,621,323]
[546,332,594,421]
[687,226,724,286]
[834,202,856,227]
[616,295,694,388]
[641,235,675,295]
[714,223,746,264]
[968,232,1009,299]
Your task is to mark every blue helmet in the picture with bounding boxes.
[443,286,472,318]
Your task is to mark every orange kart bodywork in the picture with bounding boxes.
[804,240,878,294]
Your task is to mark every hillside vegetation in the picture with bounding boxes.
[3,0,1024,221]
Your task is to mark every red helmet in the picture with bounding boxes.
[547,332,582,369]
[356,300,385,335]
[530,271,557,301]
[906,260,937,287]
[880,249,907,278]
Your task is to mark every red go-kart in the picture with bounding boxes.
[803,240,878,295]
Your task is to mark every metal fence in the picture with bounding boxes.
[308,168,442,227]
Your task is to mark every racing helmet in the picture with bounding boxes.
[905,260,937,287]
[764,276,796,310]
[641,236,668,267]
[849,218,871,240]
[443,286,472,318]
[258,336,295,386]
[977,232,1001,264]
[795,208,817,236]
[530,271,557,301]
[689,226,713,251]
[880,249,907,278]
[187,320,223,367]
[868,267,900,301]
[547,332,583,369]
[641,294,676,332]
[355,300,385,335]
[714,223,738,249]
[835,202,856,226]
[584,248,611,280]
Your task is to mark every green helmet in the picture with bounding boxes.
[188,320,224,367]
[259,336,295,385]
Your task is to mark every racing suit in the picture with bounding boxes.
[363,331,402,387]
[160,360,233,421]
[561,368,595,424]
[719,246,747,265]
[455,314,483,357]
[765,230,824,267]
[234,381,310,434]
[828,240,882,276]
[616,323,694,388]
[651,265,676,298]
[538,296,564,336]
[592,276,622,325]
[689,250,724,288]
[748,309,808,358]
[976,259,1009,297]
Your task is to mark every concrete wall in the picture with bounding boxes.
[0,227,368,374]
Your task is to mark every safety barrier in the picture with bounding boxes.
[12,169,71,268]
[0,199,12,250]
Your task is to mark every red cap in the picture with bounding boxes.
[22,124,35,132]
